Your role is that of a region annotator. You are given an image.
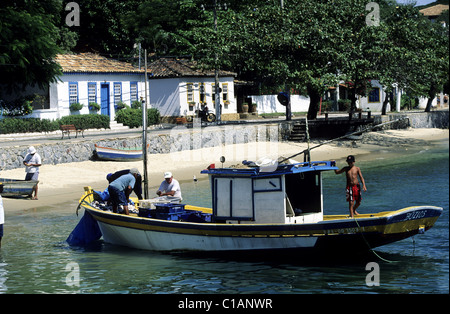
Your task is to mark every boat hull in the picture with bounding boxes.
[0,178,38,198]
[83,205,442,254]
[94,145,143,161]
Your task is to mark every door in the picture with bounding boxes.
[100,83,110,116]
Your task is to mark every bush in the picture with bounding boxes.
[69,102,84,111]
[0,118,59,134]
[116,108,161,128]
[88,102,100,111]
[59,114,110,130]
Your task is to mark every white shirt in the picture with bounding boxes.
[0,196,4,225]
[158,178,182,199]
[24,153,42,173]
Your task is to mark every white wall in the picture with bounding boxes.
[48,73,146,120]
[149,76,236,117]
[250,94,310,114]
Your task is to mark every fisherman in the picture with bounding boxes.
[156,172,182,200]
[333,155,367,218]
[23,146,41,200]
[107,169,143,200]
[107,168,140,215]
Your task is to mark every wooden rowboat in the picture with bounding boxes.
[94,144,147,161]
[0,178,38,198]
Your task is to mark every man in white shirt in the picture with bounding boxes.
[157,172,182,200]
[23,146,41,200]
[0,187,4,248]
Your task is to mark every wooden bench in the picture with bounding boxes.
[60,124,84,139]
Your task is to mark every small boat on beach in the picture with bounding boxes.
[93,144,146,161]
[69,160,443,255]
[0,178,38,198]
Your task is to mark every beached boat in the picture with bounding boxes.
[93,144,146,161]
[69,160,443,255]
[0,178,38,198]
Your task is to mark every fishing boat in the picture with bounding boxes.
[69,159,443,255]
[0,178,38,198]
[93,144,146,161]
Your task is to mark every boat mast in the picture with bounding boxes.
[142,49,149,198]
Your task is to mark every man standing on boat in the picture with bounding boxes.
[108,168,140,215]
[23,146,41,200]
[333,155,367,218]
[157,172,182,200]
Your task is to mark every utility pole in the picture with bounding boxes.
[214,0,221,124]
[142,49,149,198]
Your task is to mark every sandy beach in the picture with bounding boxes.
[1,128,448,213]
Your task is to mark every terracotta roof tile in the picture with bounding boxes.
[419,4,449,17]
[56,53,143,73]
[148,58,235,78]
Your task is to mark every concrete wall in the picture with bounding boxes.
[1,111,446,171]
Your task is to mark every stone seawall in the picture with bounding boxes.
[0,123,280,171]
[1,111,446,171]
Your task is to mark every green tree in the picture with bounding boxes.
[0,0,63,94]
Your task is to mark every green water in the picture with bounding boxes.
[0,142,448,294]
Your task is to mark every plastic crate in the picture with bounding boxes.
[138,208,155,218]
[155,203,185,213]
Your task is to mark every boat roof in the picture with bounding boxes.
[201,160,338,177]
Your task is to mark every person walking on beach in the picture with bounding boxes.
[23,146,41,200]
[107,168,140,215]
[333,155,367,218]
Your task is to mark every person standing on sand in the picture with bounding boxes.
[0,185,4,248]
[333,155,367,218]
[23,146,41,200]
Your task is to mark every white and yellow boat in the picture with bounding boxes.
[69,160,443,255]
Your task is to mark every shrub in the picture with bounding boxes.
[115,108,161,128]
[88,102,101,111]
[69,102,84,111]
[59,114,110,129]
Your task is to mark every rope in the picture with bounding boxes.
[353,217,397,263]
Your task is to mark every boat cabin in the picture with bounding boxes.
[201,161,338,224]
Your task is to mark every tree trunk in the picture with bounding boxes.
[381,91,389,115]
[425,85,437,113]
[307,85,321,120]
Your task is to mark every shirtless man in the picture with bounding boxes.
[333,155,367,217]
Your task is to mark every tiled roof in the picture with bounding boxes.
[148,58,236,78]
[419,4,449,16]
[56,53,143,73]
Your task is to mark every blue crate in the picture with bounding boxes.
[155,203,185,213]
[138,208,155,218]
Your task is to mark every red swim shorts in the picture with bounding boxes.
[346,184,362,202]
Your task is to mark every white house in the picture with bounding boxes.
[147,58,237,120]
[47,53,147,121]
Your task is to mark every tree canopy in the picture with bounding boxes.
[1,0,448,117]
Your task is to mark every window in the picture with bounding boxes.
[130,82,138,102]
[199,83,206,103]
[88,82,96,103]
[212,83,220,106]
[69,82,78,105]
[368,87,380,103]
[187,83,194,103]
[222,83,229,103]
[114,82,122,104]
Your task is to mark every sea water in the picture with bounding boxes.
[0,143,448,294]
